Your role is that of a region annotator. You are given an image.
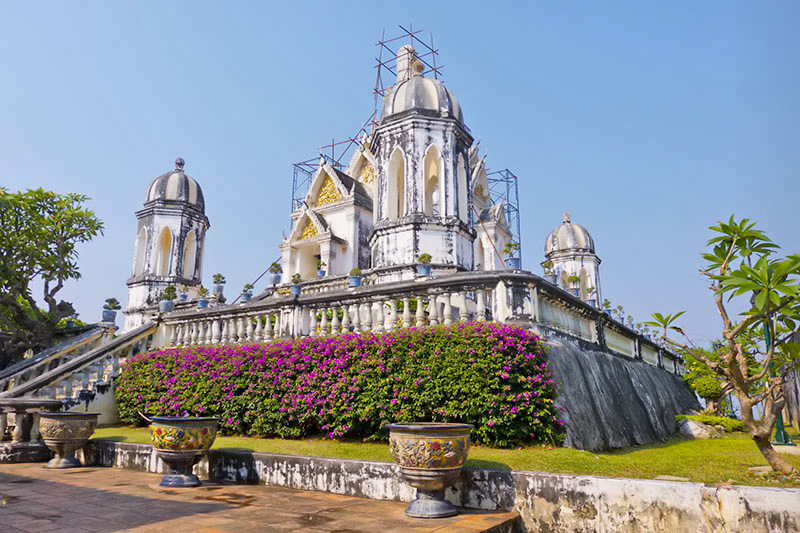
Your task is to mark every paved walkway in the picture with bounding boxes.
[0,463,519,532]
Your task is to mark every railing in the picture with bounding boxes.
[157,270,682,374]
[0,326,114,394]
[0,322,157,399]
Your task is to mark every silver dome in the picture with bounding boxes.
[144,158,205,212]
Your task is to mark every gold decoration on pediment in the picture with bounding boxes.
[359,164,374,184]
[315,176,342,206]
[300,219,318,240]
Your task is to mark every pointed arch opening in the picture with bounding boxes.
[387,148,406,220]
[457,153,468,222]
[183,231,197,280]
[133,227,147,276]
[155,228,172,277]
[423,145,443,217]
[476,238,486,270]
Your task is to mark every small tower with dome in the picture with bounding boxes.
[544,212,602,305]
[125,158,210,329]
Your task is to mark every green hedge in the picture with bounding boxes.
[116,322,563,447]
[675,414,745,433]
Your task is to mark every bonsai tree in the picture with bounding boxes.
[178,286,188,295]
[103,298,121,311]
[542,260,554,275]
[417,253,432,265]
[349,268,362,276]
[586,286,596,296]
[242,283,254,295]
[646,216,800,474]
[316,259,326,270]
[602,299,612,310]
[212,273,226,285]
[197,287,209,298]
[566,274,581,288]
[268,262,282,274]
[161,285,177,301]
[291,273,302,285]
[502,241,520,257]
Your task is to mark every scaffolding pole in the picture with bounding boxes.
[487,169,523,264]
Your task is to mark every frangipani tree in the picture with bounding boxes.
[647,217,800,474]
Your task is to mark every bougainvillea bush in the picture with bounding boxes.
[116,322,563,447]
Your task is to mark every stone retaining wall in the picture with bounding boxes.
[82,440,800,532]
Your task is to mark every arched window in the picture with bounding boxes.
[155,228,172,276]
[457,153,468,222]
[183,231,197,280]
[424,145,443,217]
[133,228,147,276]
[387,148,405,220]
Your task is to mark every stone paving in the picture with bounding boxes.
[0,463,520,532]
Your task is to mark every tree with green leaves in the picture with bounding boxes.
[647,217,800,473]
[0,188,103,367]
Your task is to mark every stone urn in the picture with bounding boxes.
[149,416,218,487]
[385,422,473,518]
[39,412,99,468]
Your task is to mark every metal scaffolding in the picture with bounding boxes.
[487,169,523,264]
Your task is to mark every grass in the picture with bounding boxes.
[92,426,800,488]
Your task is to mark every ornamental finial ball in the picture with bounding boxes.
[563,212,570,223]
[175,158,185,170]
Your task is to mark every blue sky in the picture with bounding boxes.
[2,2,798,344]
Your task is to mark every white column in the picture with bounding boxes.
[386,299,397,331]
[402,297,412,329]
[237,317,246,344]
[245,316,255,342]
[428,295,439,326]
[320,308,329,336]
[342,305,351,332]
[361,303,372,332]
[416,296,426,327]
[309,310,318,337]
[254,315,264,341]
[331,306,340,334]
[265,313,274,339]
[373,302,384,333]
[168,324,177,347]
[457,291,468,322]
[443,294,453,326]
[352,303,361,332]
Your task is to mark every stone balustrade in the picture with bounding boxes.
[159,270,682,374]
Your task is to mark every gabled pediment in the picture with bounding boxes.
[288,207,329,243]
[346,141,377,197]
[304,160,351,208]
[471,156,491,205]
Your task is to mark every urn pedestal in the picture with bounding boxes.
[385,422,473,518]
[149,417,218,487]
[39,412,99,468]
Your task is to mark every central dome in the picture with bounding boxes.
[545,213,595,257]
[381,75,463,122]
[145,158,205,212]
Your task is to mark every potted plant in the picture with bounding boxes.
[566,274,581,297]
[159,285,177,313]
[39,412,100,468]
[502,241,521,270]
[602,299,613,317]
[241,283,254,302]
[416,253,432,277]
[102,298,120,323]
[290,273,302,296]
[212,273,226,295]
[349,267,362,287]
[196,287,209,308]
[385,422,473,518]
[268,262,282,286]
[585,286,597,307]
[542,260,557,284]
[316,259,327,278]
[178,286,188,301]
[149,415,219,487]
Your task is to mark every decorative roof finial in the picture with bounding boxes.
[175,158,185,171]
[563,212,570,223]
[396,45,417,83]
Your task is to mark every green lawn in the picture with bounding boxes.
[93,426,800,488]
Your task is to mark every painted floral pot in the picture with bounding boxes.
[197,298,209,309]
[39,412,99,468]
[348,276,362,287]
[385,422,473,519]
[505,257,521,270]
[159,300,175,313]
[317,269,326,277]
[290,284,302,296]
[149,417,218,487]
[416,264,432,278]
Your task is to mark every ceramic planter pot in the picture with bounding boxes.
[150,416,218,487]
[197,298,209,309]
[159,300,175,313]
[349,276,362,287]
[101,310,116,323]
[39,412,100,468]
[213,284,225,295]
[505,257,521,270]
[179,293,188,301]
[290,284,302,296]
[416,264,431,277]
[317,269,326,277]
[268,273,282,286]
[240,292,252,302]
[385,422,473,518]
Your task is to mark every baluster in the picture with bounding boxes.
[190,322,200,345]
[385,299,397,331]
[81,371,90,390]
[361,303,372,332]
[254,315,264,341]
[476,289,487,322]
[237,317,246,344]
[220,319,229,344]
[402,297,412,329]
[228,318,237,343]
[64,378,73,398]
[205,320,214,344]
[373,302,384,333]
[352,303,361,332]
[342,305,351,332]
[210,319,220,344]
[0,412,6,441]
[309,309,318,337]
[457,291,468,322]
[112,352,120,377]
[443,294,453,326]
[416,295,426,327]
[176,323,185,345]
[29,413,40,444]
[245,316,255,342]
[169,324,177,346]
[331,306,340,334]
[320,308,329,336]
[265,313,274,339]
[428,295,439,326]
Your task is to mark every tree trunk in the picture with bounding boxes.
[706,397,723,416]
[752,432,796,474]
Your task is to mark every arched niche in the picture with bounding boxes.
[423,145,443,217]
[457,153,468,222]
[387,148,405,220]
[183,231,197,280]
[476,238,486,270]
[155,228,172,277]
[133,228,147,276]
